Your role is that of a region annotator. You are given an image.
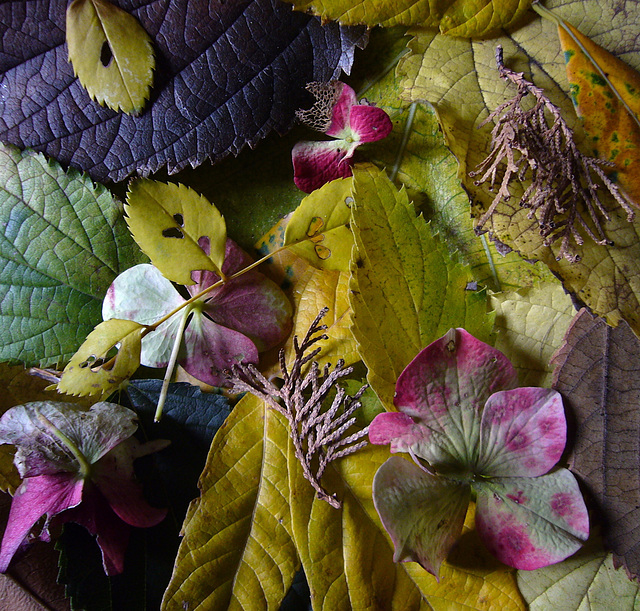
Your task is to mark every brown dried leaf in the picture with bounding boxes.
[551,308,640,579]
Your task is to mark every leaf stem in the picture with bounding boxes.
[154,304,192,422]
[480,233,501,292]
[390,101,417,182]
[36,410,92,478]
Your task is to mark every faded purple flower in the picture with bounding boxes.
[0,401,168,575]
[292,81,392,193]
[369,329,588,578]
[103,238,292,386]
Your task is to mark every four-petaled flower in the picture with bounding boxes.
[292,81,393,193]
[0,401,168,575]
[369,328,589,578]
[103,238,292,386]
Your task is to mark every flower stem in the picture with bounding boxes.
[154,304,191,422]
[36,410,92,478]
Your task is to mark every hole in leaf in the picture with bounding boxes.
[80,345,118,371]
[173,213,184,226]
[162,227,184,239]
[100,41,113,67]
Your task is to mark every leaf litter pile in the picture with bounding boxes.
[1,0,640,610]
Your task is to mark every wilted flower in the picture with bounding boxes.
[369,328,589,578]
[103,238,292,386]
[0,401,168,575]
[292,81,392,193]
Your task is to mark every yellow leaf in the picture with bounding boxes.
[350,165,493,408]
[284,177,354,272]
[257,216,358,373]
[57,319,143,397]
[66,0,154,114]
[490,283,576,387]
[534,2,640,207]
[440,0,532,37]
[125,179,226,285]
[398,0,640,336]
[162,393,298,610]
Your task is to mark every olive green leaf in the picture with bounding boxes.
[284,177,354,272]
[399,0,640,335]
[66,0,154,114]
[125,179,226,285]
[349,165,493,408]
[57,319,144,398]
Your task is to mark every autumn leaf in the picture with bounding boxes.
[66,0,154,114]
[399,0,640,336]
[0,0,366,182]
[125,179,227,284]
[534,1,640,208]
[551,308,640,579]
[349,165,493,408]
[285,0,532,36]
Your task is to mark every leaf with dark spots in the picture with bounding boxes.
[0,0,367,183]
[552,308,640,579]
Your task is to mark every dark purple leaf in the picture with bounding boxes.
[0,0,366,182]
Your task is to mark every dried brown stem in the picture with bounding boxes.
[227,307,369,509]
[471,45,635,262]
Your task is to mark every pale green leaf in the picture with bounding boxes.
[284,177,354,272]
[349,165,493,408]
[66,0,154,114]
[57,319,144,398]
[162,393,298,610]
[0,142,145,367]
[125,179,226,285]
[398,0,640,335]
[518,538,640,610]
[490,283,577,386]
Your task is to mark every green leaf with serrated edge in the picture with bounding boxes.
[162,393,298,610]
[351,27,552,292]
[57,319,143,397]
[0,143,146,367]
[398,0,640,336]
[490,283,577,387]
[66,0,154,114]
[349,165,493,409]
[285,0,531,36]
[284,177,354,272]
[125,179,226,285]
[517,536,640,610]
[289,442,526,609]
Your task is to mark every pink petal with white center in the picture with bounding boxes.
[292,140,354,193]
[325,82,357,137]
[477,388,567,477]
[0,473,83,572]
[181,311,259,386]
[348,104,393,143]
[394,329,518,468]
[474,470,589,570]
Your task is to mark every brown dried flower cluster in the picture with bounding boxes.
[227,308,368,509]
[471,46,635,262]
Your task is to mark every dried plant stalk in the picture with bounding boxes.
[471,45,635,263]
[227,307,369,509]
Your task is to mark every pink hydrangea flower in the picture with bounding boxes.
[0,401,168,575]
[369,329,589,578]
[103,239,292,386]
[292,81,393,193]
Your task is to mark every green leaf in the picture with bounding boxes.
[57,319,144,398]
[162,393,299,609]
[517,538,640,610]
[398,0,640,335]
[489,283,576,387]
[66,0,154,114]
[284,177,354,272]
[125,179,226,284]
[349,165,493,408]
[0,143,145,367]
[285,0,531,36]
